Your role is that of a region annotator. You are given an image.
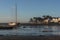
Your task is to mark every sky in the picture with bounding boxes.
[0,0,60,23]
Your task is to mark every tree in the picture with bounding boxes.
[43,15,52,19]
[29,18,33,22]
[33,17,43,23]
[33,17,37,23]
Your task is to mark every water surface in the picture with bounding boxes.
[0,25,60,36]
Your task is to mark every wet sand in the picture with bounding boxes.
[0,35,60,40]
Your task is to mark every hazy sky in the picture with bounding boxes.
[0,0,60,23]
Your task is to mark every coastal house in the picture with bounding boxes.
[43,19,49,24]
[57,18,60,22]
[50,18,58,23]
[50,17,60,23]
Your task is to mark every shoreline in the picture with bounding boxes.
[0,23,60,26]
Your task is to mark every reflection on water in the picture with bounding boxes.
[0,25,60,36]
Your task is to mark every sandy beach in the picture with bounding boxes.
[0,35,60,40]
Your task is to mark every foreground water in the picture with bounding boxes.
[0,25,60,36]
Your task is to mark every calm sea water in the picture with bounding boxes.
[0,25,60,36]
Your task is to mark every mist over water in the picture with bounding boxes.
[0,26,60,36]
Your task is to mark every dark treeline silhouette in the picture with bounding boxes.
[29,15,52,23]
[29,15,60,24]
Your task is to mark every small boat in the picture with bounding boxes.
[0,22,20,29]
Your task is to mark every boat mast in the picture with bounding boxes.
[15,0,17,23]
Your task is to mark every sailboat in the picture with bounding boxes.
[8,1,20,28]
[0,0,20,29]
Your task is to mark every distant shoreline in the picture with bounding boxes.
[0,23,60,26]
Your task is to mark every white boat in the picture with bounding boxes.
[8,22,17,26]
